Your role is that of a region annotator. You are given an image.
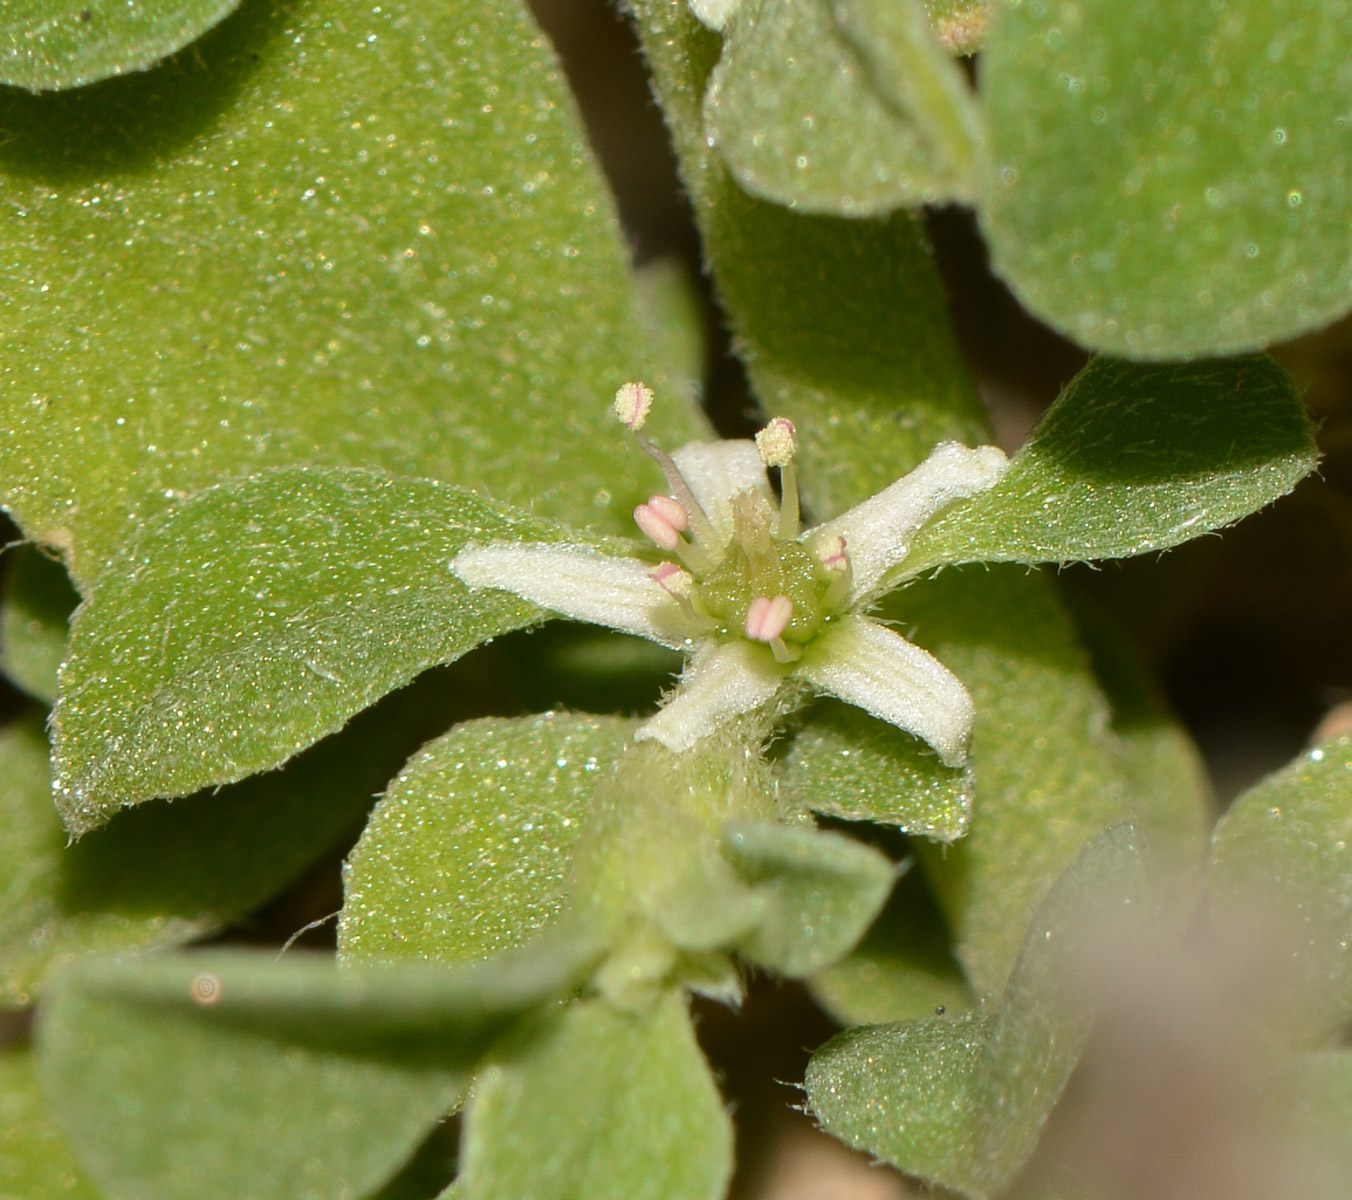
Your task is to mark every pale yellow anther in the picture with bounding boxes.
[755,417,797,468]
[614,381,654,431]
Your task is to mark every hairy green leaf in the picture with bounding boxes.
[0,547,78,704]
[831,0,983,179]
[781,699,973,839]
[51,467,623,830]
[904,356,1317,575]
[37,947,593,1200]
[461,992,733,1200]
[339,713,636,966]
[981,0,1352,356]
[807,825,1149,1198]
[0,1047,99,1200]
[1208,734,1352,1044]
[704,0,972,216]
[625,0,988,517]
[810,868,974,1024]
[0,0,700,585]
[0,0,240,91]
[896,566,1201,995]
[2,671,491,1005]
[723,820,895,976]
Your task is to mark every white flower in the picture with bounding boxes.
[453,383,1009,764]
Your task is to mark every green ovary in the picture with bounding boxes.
[694,539,832,644]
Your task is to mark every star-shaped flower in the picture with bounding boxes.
[453,383,1008,762]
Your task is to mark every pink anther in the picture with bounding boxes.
[745,594,793,643]
[634,501,683,551]
[645,494,689,532]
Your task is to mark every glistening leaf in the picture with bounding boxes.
[36,947,595,1200]
[626,0,989,518]
[895,566,1196,995]
[0,0,700,584]
[0,0,241,91]
[810,869,974,1025]
[0,546,78,704]
[723,820,896,977]
[51,467,622,831]
[703,0,973,216]
[781,698,973,840]
[903,356,1316,576]
[339,713,636,966]
[3,670,492,1005]
[1208,734,1352,1044]
[806,825,1150,1199]
[460,992,733,1200]
[980,0,1352,357]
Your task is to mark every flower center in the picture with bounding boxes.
[617,386,853,665]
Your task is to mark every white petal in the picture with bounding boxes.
[807,442,1008,600]
[452,543,687,648]
[636,641,785,752]
[671,440,773,547]
[795,614,974,766]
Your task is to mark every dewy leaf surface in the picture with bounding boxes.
[0,546,79,704]
[0,0,241,91]
[51,467,621,831]
[37,948,592,1200]
[339,713,636,966]
[807,825,1150,1198]
[1208,734,1352,1044]
[461,992,733,1200]
[3,670,486,1005]
[703,0,971,216]
[781,698,973,839]
[980,0,1352,357]
[0,0,702,585]
[904,356,1317,575]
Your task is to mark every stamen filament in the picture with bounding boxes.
[756,417,801,540]
[777,460,800,540]
[635,431,722,554]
